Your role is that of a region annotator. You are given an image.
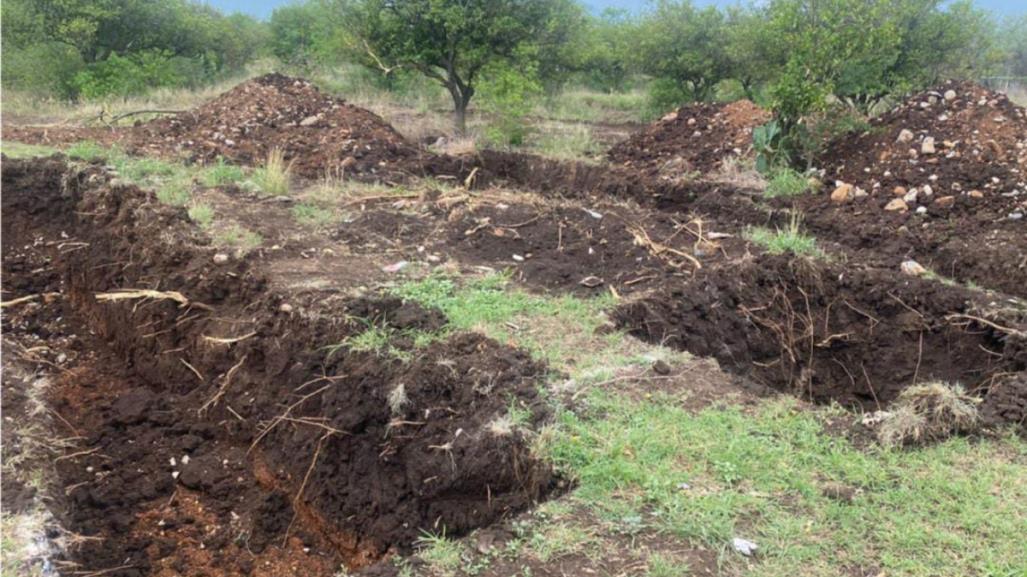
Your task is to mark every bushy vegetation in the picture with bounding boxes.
[3,0,1022,159]
[1,0,267,100]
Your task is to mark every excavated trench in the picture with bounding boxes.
[1,157,556,575]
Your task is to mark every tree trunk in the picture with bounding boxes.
[448,81,475,135]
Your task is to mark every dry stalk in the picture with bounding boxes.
[198,354,247,415]
[94,289,189,307]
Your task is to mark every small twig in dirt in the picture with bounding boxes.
[912,330,924,385]
[179,359,204,382]
[1,292,60,308]
[202,331,257,345]
[283,432,333,546]
[860,363,881,411]
[464,167,479,189]
[340,193,420,208]
[54,447,101,463]
[886,291,925,321]
[109,109,183,123]
[945,314,1026,338]
[198,354,248,415]
[249,383,334,453]
[69,565,136,577]
[630,224,702,270]
[95,289,189,308]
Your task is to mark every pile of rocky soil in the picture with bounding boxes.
[607,100,770,178]
[133,73,418,177]
[821,80,1026,219]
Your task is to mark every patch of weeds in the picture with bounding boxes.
[202,157,245,187]
[65,140,109,161]
[531,125,601,161]
[528,521,595,563]
[187,204,215,228]
[0,140,59,158]
[155,178,192,206]
[764,168,813,198]
[541,393,1027,576]
[215,225,262,250]
[251,148,292,197]
[745,215,822,257]
[116,156,178,181]
[292,203,336,228]
[647,552,689,577]
[344,325,393,355]
[416,530,464,577]
[391,273,621,375]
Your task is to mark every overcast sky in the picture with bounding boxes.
[207,0,1027,20]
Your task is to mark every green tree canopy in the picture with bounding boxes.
[327,0,569,132]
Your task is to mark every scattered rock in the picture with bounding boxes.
[652,359,672,375]
[933,195,955,209]
[896,129,914,143]
[900,260,927,276]
[884,198,908,212]
[893,186,907,196]
[830,183,854,204]
[969,189,984,199]
[278,303,294,313]
[212,253,229,264]
[944,89,957,101]
[921,136,936,154]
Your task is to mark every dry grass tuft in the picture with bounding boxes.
[710,156,767,190]
[877,382,980,447]
[388,383,408,415]
[252,148,293,197]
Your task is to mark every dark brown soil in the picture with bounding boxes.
[3,74,421,179]
[614,255,1027,424]
[1,156,557,576]
[607,100,771,177]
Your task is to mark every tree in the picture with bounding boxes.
[328,0,561,133]
[724,4,786,101]
[636,0,731,104]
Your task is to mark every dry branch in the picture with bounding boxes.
[95,289,189,307]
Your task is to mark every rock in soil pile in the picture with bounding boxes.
[822,80,1027,218]
[607,100,771,178]
[134,73,418,177]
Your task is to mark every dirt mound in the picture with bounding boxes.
[135,73,417,177]
[1,157,556,575]
[613,255,1027,422]
[821,80,1027,211]
[607,100,770,177]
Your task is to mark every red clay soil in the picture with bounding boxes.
[614,255,1027,430]
[607,100,771,177]
[1,156,556,576]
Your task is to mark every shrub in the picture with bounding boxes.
[478,63,543,147]
[71,50,189,100]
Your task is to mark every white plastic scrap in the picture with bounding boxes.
[732,537,758,557]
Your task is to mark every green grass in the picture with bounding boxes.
[201,157,245,187]
[0,140,59,158]
[215,225,262,250]
[391,273,629,375]
[187,203,215,228]
[764,168,813,198]
[745,222,822,257]
[291,203,336,227]
[416,531,465,577]
[64,140,109,161]
[542,394,1027,576]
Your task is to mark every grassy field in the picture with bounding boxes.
[388,274,1027,577]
